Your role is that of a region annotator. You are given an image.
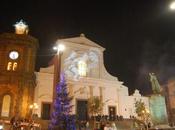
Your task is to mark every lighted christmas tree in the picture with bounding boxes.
[49,74,76,130]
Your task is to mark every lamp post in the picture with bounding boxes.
[52,44,65,104]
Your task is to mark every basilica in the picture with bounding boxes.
[34,34,149,120]
[0,21,149,121]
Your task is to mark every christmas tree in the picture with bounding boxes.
[49,74,76,130]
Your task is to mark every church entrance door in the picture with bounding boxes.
[77,100,88,121]
[108,106,116,120]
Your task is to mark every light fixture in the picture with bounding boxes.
[53,44,65,53]
[29,103,38,109]
[170,1,175,10]
[53,46,57,50]
[146,109,150,113]
[29,105,33,109]
[0,125,3,130]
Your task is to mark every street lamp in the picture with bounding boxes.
[29,103,38,117]
[52,43,65,103]
[53,44,65,52]
[170,1,175,10]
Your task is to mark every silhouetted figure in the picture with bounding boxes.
[100,122,105,130]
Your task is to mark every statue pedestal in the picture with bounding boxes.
[149,94,168,125]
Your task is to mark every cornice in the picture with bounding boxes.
[0,33,39,48]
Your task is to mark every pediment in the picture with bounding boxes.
[57,34,105,51]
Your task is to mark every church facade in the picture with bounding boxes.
[34,34,149,120]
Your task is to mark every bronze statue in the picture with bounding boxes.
[149,73,161,94]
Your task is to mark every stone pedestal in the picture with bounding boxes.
[149,94,168,125]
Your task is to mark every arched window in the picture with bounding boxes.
[13,62,18,71]
[78,61,87,77]
[7,62,18,71]
[1,95,11,117]
[7,62,12,71]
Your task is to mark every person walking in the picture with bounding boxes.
[111,122,117,130]
[100,122,105,130]
[104,122,110,130]
[85,121,90,130]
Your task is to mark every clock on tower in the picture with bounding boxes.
[6,51,19,71]
[9,51,19,60]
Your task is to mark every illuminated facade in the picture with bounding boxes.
[0,30,38,118]
[35,34,149,120]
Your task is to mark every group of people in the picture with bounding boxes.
[77,120,118,130]
[77,120,90,130]
[10,116,36,130]
[91,115,123,122]
[101,122,117,130]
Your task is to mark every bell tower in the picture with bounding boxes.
[0,20,39,118]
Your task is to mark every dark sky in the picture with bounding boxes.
[1,0,175,95]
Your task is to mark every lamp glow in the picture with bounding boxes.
[0,125,3,129]
[53,44,65,52]
[170,1,175,10]
[53,46,57,50]
[58,44,65,52]
[34,103,38,109]
[29,105,33,109]
[146,109,150,113]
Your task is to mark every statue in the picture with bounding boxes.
[149,73,168,125]
[149,73,161,94]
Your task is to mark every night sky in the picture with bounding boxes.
[1,0,175,95]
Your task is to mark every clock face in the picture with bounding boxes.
[9,51,19,60]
